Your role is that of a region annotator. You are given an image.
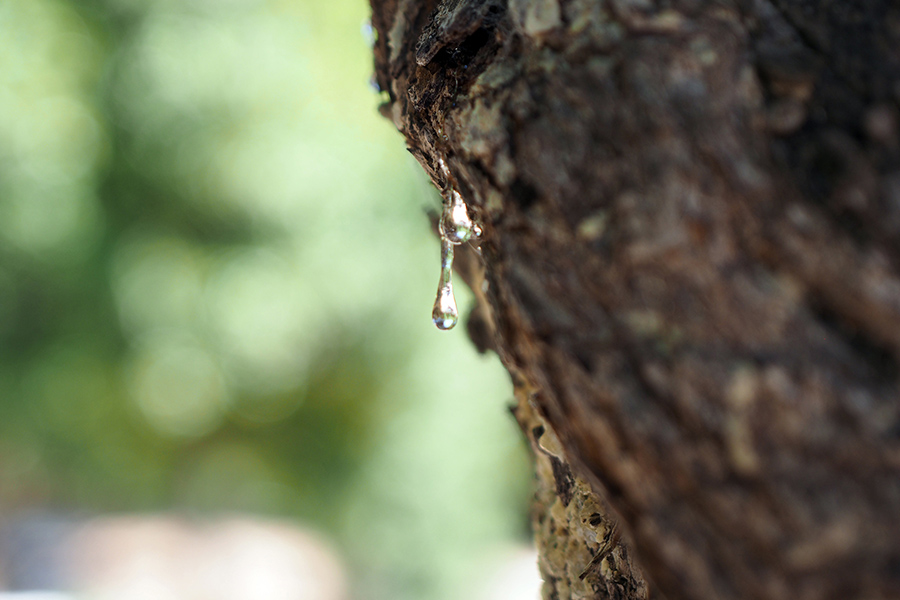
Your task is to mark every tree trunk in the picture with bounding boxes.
[368,0,900,599]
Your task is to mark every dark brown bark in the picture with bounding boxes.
[368,1,900,599]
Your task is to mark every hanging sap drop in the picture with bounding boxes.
[432,239,459,330]
[432,185,482,331]
[440,189,479,244]
[432,284,458,330]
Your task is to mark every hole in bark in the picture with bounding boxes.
[510,177,539,209]
[433,27,492,69]
[459,27,491,58]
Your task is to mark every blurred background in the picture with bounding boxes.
[0,0,535,598]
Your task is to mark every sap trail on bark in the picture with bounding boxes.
[369,0,900,598]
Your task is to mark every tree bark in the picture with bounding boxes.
[368,1,900,599]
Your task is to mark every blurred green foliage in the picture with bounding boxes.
[0,0,531,598]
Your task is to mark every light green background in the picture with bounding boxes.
[0,0,531,598]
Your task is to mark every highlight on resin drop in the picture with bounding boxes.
[439,189,479,244]
[432,239,459,330]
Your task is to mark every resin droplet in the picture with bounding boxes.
[432,238,459,330]
[440,189,478,245]
[433,188,482,331]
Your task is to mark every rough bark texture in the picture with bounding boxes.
[368,1,900,599]
[513,376,649,599]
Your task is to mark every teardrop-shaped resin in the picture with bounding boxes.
[432,238,458,330]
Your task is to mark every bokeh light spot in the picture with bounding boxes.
[206,248,315,394]
[127,333,227,439]
[111,235,205,336]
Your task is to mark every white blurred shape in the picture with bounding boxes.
[475,548,541,600]
[64,516,346,600]
[0,594,76,600]
[201,520,344,600]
